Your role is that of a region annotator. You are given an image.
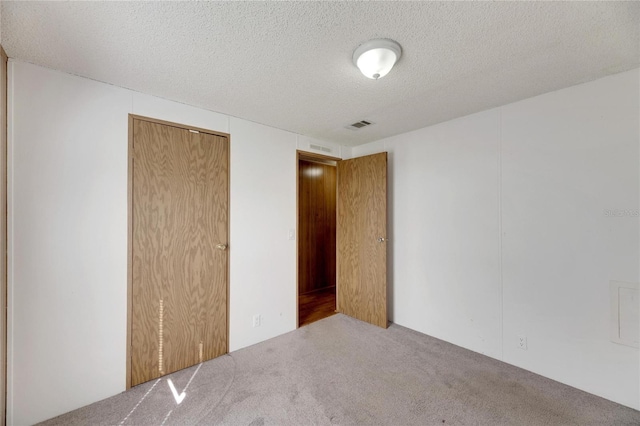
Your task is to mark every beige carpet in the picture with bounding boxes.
[40,314,640,425]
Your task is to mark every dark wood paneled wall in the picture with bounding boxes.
[298,159,336,295]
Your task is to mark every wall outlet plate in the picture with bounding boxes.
[252,314,261,327]
[517,334,527,350]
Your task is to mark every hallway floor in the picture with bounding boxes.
[298,286,336,327]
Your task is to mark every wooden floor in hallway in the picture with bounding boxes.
[299,286,336,327]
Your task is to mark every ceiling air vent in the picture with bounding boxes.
[347,120,373,131]
[310,144,332,153]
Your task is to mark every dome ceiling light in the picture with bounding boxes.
[352,39,402,80]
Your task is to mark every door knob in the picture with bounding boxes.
[377,237,387,243]
[215,244,228,251]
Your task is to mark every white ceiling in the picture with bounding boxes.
[2,1,639,146]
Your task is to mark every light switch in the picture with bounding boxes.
[288,229,296,240]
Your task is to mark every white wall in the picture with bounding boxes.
[7,61,339,425]
[500,71,639,409]
[352,110,503,359]
[352,69,640,409]
[8,59,639,424]
[8,62,131,426]
[228,118,297,350]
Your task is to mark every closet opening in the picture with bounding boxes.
[297,151,339,327]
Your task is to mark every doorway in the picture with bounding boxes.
[127,115,230,388]
[297,150,389,329]
[297,152,338,327]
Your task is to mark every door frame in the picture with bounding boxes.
[126,114,231,389]
[295,150,341,328]
[0,45,7,426]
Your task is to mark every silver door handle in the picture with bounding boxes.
[215,244,228,251]
[377,237,388,243]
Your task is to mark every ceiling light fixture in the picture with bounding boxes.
[353,39,402,80]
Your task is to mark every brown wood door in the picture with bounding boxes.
[337,152,388,328]
[130,117,229,387]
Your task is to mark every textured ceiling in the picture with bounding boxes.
[2,1,639,146]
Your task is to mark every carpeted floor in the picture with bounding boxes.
[40,314,640,425]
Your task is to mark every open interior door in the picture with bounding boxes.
[337,152,388,328]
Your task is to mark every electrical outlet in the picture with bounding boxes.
[517,334,527,350]
[252,314,261,327]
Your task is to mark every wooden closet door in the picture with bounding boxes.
[337,152,388,328]
[130,117,228,387]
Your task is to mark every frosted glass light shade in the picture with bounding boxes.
[353,39,402,80]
